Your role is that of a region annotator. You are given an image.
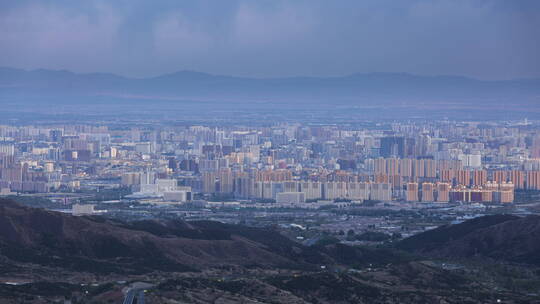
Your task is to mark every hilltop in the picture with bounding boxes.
[1,200,539,303]
[398,214,540,265]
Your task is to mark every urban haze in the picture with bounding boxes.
[0,1,540,303]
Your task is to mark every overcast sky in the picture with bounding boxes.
[1,0,539,79]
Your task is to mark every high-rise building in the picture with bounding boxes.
[399,158,413,178]
[276,192,305,204]
[218,169,233,193]
[459,154,482,168]
[531,135,540,158]
[472,170,487,187]
[439,169,454,182]
[470,188,493,202]
[0,143,15,156]
[373,158,387,175]
[386,158,399,176]
[510,170,525,189]
[140,171,154,185]
[492,170,508,184]
[283,181,300,193]
[121,172,141,186]
[202,172,216,193]
[300,181,323,200]
[370,183,391,201]
[324,182,347,200]
[413,159,425,178]
[374,173,389,183]
[347,182,370,200]
[527,171,540,190]
[233,173,252,198]
[406,182,419,202]
[450,186,471,202]
[436,182,450,202]
[380,137,405,158]
[424,159,436,178]
[421,182,434,202]
[456,170,471,186]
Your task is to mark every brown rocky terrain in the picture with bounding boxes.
[398,214,540,265]
[1,199,540,303]
[0,199,330,275]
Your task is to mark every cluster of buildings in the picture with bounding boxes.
[0,120,539,205]
[404,181,514,203]
[126,173,193,202]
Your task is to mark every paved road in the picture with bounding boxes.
[122,288,145,304]
[122,289,136,304]
[138,290,145,304]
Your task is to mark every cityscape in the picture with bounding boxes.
[3,120,540,208]
[2,119,540,254]
[1,1,540,303]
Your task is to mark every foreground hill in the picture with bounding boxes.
[0,199,406,274]
[1,200,539,303]
[398,214,540,265]
[0,199,332,274]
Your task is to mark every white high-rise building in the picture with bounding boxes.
[0,143,15,156]
[276,192,305,204]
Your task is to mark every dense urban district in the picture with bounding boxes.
[2,119,540,303]
[2,120,540,217]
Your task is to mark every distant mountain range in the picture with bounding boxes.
[1,67,539,105]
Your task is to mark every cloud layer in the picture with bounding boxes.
[1,0,539,79]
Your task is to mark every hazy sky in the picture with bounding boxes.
[1,0,539,79]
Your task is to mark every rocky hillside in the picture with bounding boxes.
[0,199,328,274]
[1,200,540,303]
[398,214,540,265]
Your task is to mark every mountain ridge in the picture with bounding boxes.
[1,66,539,105]
[2,200,540,303]
[398,214,540,265]
[0,199,330,274]
[2,66,540,82]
